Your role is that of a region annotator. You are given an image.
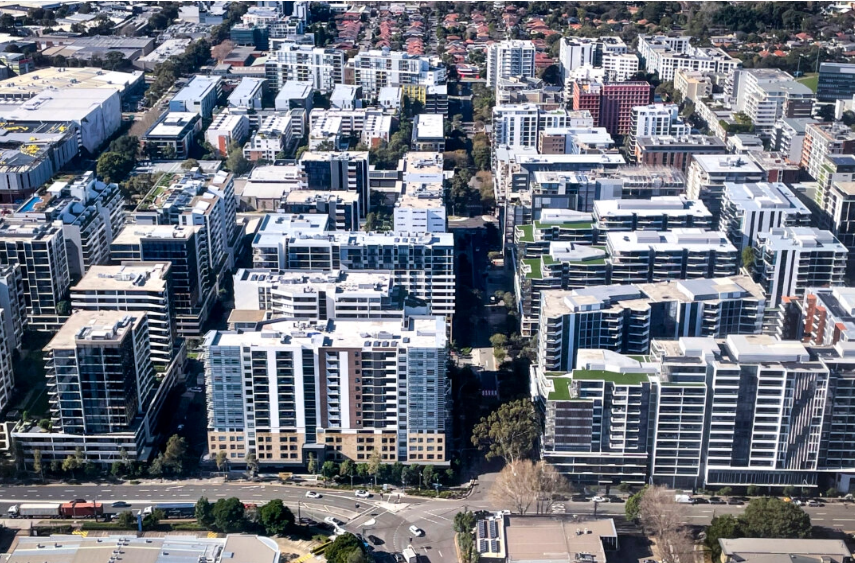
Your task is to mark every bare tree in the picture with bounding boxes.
[212,40,235,62]
[534,461,572,514]
[490,460,570,515]
[639,486,695,563]
[490,460,537,515]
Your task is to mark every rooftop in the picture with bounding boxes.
[691,155,764,175]
[73,263,171,292]
[723,182,809,213]
[172,75,220,103]
[413,113,444,140]
[725,334,810,364]
[45,310,142,351]
[607,228,736,252]
[718,538,851,563]
[756,227,847,253]
[112,224,199,246]
[0,67,143,98]
[594,196,711,218]
[504,518,616,563]
[146,112,200,138]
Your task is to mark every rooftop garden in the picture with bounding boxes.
[571,369,649,385]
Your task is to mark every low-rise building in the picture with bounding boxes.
[718,538,852,563]
[243,111,304,161]
[142,112,202,160]
[412,113,445,151]
[206,111,250,157]
[169,75,221,119]
[273,81,313,111]
[227,77,266,110]
[281,190,360,231]
[674,68,713,102]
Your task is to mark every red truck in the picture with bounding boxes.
[60,501,103,518]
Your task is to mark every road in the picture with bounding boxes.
[2,482,855,553]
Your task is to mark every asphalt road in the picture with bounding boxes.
[2,482,855,561]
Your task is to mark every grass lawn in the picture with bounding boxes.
[797,73,818,92]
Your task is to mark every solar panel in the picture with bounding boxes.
[477,521,486,537]
[491,540,498,553]
[479,540,488,553]
[489,520,498,538]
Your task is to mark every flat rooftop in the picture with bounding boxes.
[692,155,764,175]
[112,224,199,245]
[5,534,279,563]
[595,196,711,218]
[639,275,764,303]
[505,517,616,563]
[723,182,809,213]
[46,310,142,351]
[172,75,219,102]
[756,227,847,252]
[147,112,199,138]
[414,113,444,140]
[718,538,851,563]
[725,334,810,363]
[73,262,171,292]
[607,228,736,253]
[0,67,143,98]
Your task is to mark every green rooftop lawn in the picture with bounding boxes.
[535,221,594,230]
[571,369,649,385]
[548,377,573,400]
[523,258,542,279]
[517,224,534,242]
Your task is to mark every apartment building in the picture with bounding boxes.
[264,45,345,92]
[300,151,370,216]
[133,169,240,275]
[822,180,855,273]
[0,220,70,330]
[71,262,175,368]
[345,50,446,96]
[492,105,585,151]
[487,40,536,88]
[742,80,813,138]
[628,104,690,158]
[517,242,609,337]
[14,171,126,280]
[169,76,221,119]
[571,81,651,135]
[536,275,765,371]
[635,135,727,171]
[411,114,445,152]
[719,182,812,252]
[753,227,848,309]
[308,107,392,150]
[227,77,265,110]
[514,210,597,260]
[243,110,305,161]
[0,264,25,350]
[817,62,855,102]
[393,151,445,233]
[282,191,360,231]
[773,118,818,164]
[686,155,766,227]
[142,112,202,160]
[637,36,740,81]
[607,229,738,285]
[594,196,713,233]
[110,225,215,337]
[802,122,855,188]
[233,269,405,322]
[0,306,14,414]
[204,317,448,465]
[251,214,454,318]
[13,311,157,464]
[602,53,639,82]
[206,112,250,157]
[674,69,713,102]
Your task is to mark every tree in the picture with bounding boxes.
[149,454,165,478]
[227,143,251,175]
[196,497,214,528]
[182,158,200,170]
[747,485,760,496]
[454,510,477,533]
[489,334,508,348]
[625,485,648,521]
[96,152,134,184]
[215,451,229,474]
[367,449,382,487]
[340,459,355,487]
[783,485,797,497]
[639,486,694,563]
[738,497,811,539]
[32,449,42,479]
[538,64,562,86]
[62,453,81,477]
[741,247,756,270]
[490,460,538,514]
[259,499,294,536]
[705,514,743,561]
[471,399,540,463]
[842,110,855,127]
[245,451,258,475]
[422,465,437,491]
[111,461,123,478]
[356,463,369,482]
[534,461,571,514]
[827,487,840,498]
[307,452,317,475]
[162,435,187,475]
[325,533,368,563]
[719,486,733,497]
[213,497,246,533]
[117,510,136,529]
[818,104,835,122]
[212,40,235,62]
[321,460,338,484]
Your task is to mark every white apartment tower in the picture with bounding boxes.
[487,40,536,88]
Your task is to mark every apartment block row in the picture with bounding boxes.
[535,333,855,489]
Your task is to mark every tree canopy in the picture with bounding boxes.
[471,399,540,463]
[325,533,369,563]
[259,499,294,536]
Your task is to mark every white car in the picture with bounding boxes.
[409,525,424,537]
[354,490,371,498]
[305,491,321,499]
[591,496,609,503]
[325,516,345,527]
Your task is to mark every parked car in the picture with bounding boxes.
[325,516,346,527]
[368,535,383,546]
[727,499,744,505]
[409,525,424,537]
[591,496,609,503]
[189,386,203,393]
[355,490,371,498]
[394,554,406,563]
[708,497,725,505]
[305,491,321,499]
[807,500,823,507]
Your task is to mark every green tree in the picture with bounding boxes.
[307,452,317,475]
[719,486,733,497]
[182,158,200,170]
[453,510,477,533]
[356,463,369,482]
[149,454,165,478]
[818,104,835,122]
[340,459,355,486]
[827,487,840,498]
[489,333,507,348]
[213,497,246,533]
[259,499,294,536]
[196,497,214,528]
[163,434,187,475]
[747,485,760,496]
[325,533,368,563]
[226,143,251,175]
[705,515,742,560]
[738,497,811,538]
[625,485,648,521]
[367,449,382,486]
[32,448,42,479]
[111,461,123,478]
[783,485,797,497]
[62,453,81,477]
[741,246,756,270]
[321,460,338,484]
[422,465,437,491]
[471,399,540,463]
[117,510,136,528]
[96,152,134,183]
[215,450,229,473]
[245,450,258,475]
[143,508,163,530]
